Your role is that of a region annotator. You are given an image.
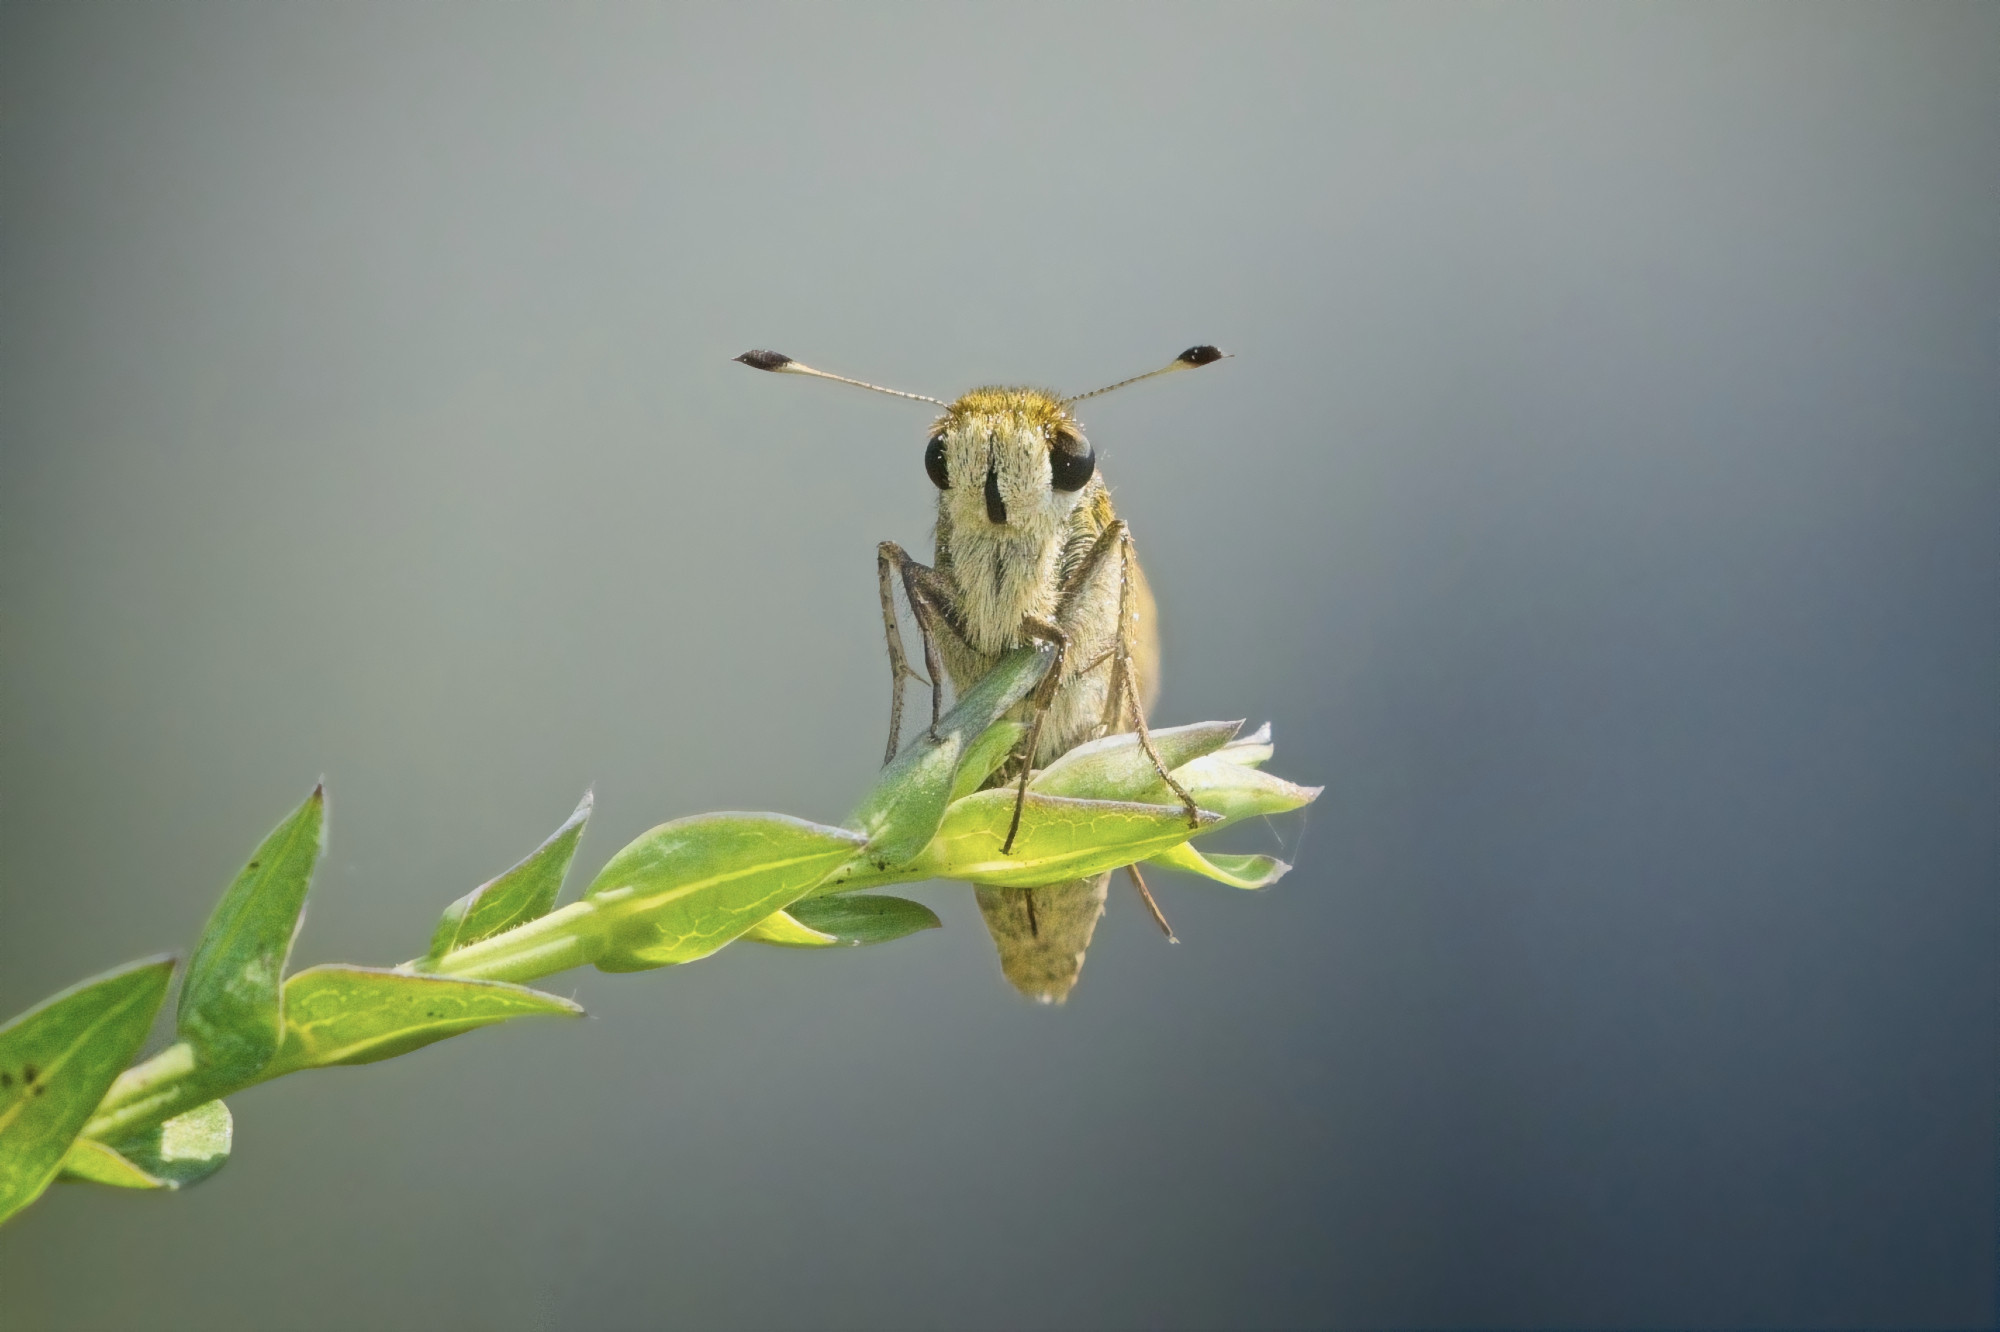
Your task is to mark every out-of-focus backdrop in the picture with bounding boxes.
[1,6,1993,1328]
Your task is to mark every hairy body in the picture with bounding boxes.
[917,388,1158,765]
[878,387,1174,1003]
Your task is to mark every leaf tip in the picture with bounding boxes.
[109,952,178,988]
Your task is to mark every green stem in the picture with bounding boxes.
[84,1042,203,1139]
[82,901,614,1142]
[419,900,607,983]
[83,1041,253,1142]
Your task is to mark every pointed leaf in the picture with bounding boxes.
[1146,842,1291,889]
[588,814,869,971]
[63,1099,233,1191]
[1079,749,1318,838]
[178,786,325,1080]
[1164,757,1320,832]
[742,896,942,949]
[0,957,173,1223]
[426,791,592,961]
[1030,720,1245,800]
[260,966,583,1075]
[740,910,840,948]
[1213,722,1273,768]
[951,720,1030,803]
[847,646,1053,868]
[903,790,1221,888]
[786,894,941,946]
[59,1137,169,1190]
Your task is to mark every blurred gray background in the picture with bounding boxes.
[1,4,1993,1328]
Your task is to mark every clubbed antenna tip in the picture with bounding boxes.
[1064,344,1233,404]
[729,349,947,405]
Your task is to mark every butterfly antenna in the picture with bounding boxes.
[1063,345,1231,404]
[734,350,947,406]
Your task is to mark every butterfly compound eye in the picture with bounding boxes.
[1048,431,1095,492]
[924,433,949,489]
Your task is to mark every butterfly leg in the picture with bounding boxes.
[1057,521,1202,830]
[1106,524,1201,829]
[1000,614,1070,854]
[1126,862,1177,942]
[877,541,954,763]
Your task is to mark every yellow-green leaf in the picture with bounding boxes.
[425,791,591,961]
[0,957,173,1223]
[1212,722,1273,768]
[847,646,1052,868]
[1153,756,1320,833]
[178,786,325,1080]
[1146,842,1291,889]
[740,910,839,948]
[261,966,582,1075]
[904,790,1220,889]
[59,1137,167,1189]
[950,720,1029,803]
[742,895,942,948]
[787,894,941,946]
[588,814,869,971]
[1030,720,1244,800]
[62,1099,233,1191]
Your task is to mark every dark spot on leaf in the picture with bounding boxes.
[32,1085,44,1097]
[22,1064,35,1083]
[248,860,261,870]
[1,1071,11,1087]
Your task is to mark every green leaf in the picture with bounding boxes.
[261,966,582,1075]
[425,791,591,962]
[58,1137,166,1189]
[62,1099,233,1191]
[950,720,1029,803]
[903,790,1221,889]
[786,894,941,946]
[1212,722,1273,768]
[743,896,941,948]
[1068,751,1317,842]
[739,910,839,948]
[0,957,174,1224]
[178,785,325,1081]
[1145,842,1291,889]
[1029,720,1245,800]
[1165,756,1320,833]
[846,646,1053,868]
[588,813,870,971]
